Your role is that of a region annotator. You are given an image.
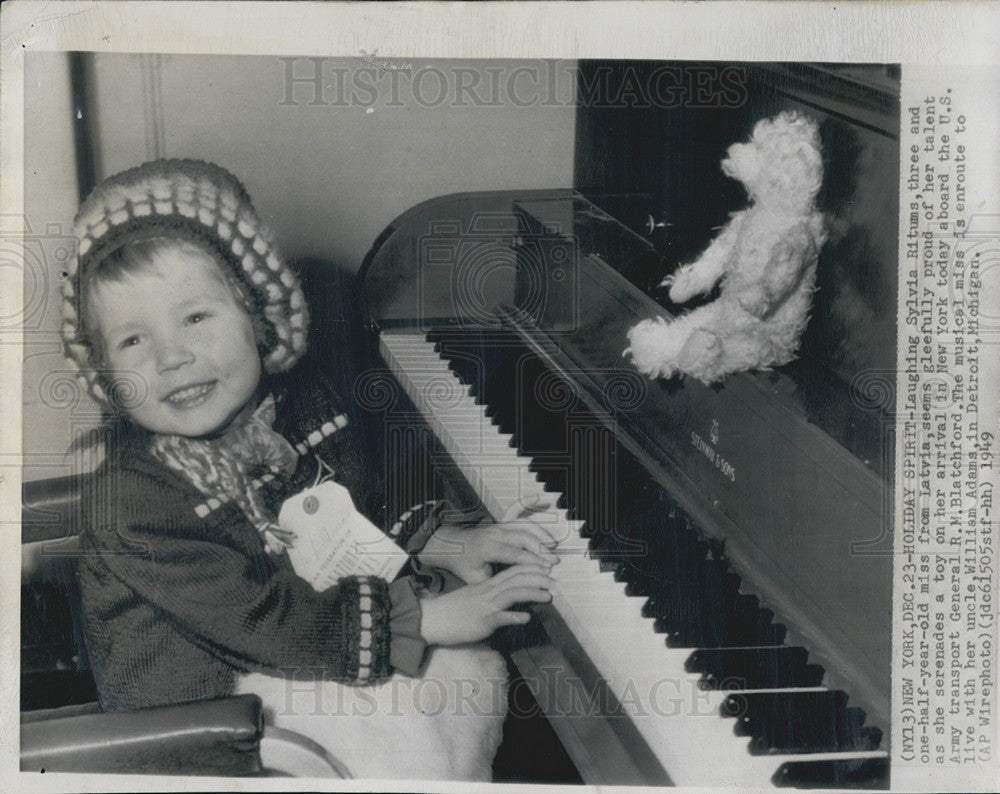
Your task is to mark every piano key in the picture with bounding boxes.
[463,441,536,464]
[625,558,741,596]
[387,355,457,375]
[772,756,890,789]
[436,404,489,420]
[388,353,455,371]
[685,647,825,690]
[652,594,787,649]
[723,691,882,754]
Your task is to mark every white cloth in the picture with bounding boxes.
[237,644,508,781]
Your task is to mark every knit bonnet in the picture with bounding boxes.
[62,159,309,411]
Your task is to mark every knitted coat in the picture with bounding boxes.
[78,369,440,712]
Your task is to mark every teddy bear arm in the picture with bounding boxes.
[738,232,817,318]
[736,272,800,318]
[666,216,743,303]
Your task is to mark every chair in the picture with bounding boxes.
[21,474,349,778]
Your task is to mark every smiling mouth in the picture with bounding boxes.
[164,382,216,407]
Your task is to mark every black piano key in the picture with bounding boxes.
[642,590,785,649]
[630,559,741,605]
[620,564,739,607]
[772,756,889,789]
[432,337,492,390]
[684,647,824,690]
[532,463,568,495]
[623,539,715,582]
[681,599,785,649]
[592,524,710,568]
[858,724,884,749]
[722,691,881,754]
[488,391,514,416]
[613,562,634,585]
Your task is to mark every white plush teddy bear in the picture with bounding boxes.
[626,111,827,385]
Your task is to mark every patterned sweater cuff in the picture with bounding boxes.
[388,577,427,677]
[388,499,444,553]
[338,575,392,685]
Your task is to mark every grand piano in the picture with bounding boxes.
[356,63,898,788]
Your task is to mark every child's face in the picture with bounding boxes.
[89,243,262,437]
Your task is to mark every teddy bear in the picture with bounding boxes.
[625,110,828,385]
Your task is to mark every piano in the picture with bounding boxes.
[353,58,898,792]
[356,187,892,788]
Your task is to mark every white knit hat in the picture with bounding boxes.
[63,159,309,410]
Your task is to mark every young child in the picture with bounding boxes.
[62,159,559,780]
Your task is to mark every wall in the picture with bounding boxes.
[22,53,577,480]
[91,54,576,272]
[22,52,89,483]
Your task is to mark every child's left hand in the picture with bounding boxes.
[417,499,561,584]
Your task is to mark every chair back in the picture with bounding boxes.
[22,475,98,710]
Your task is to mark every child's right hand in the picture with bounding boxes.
[419,563,555,646]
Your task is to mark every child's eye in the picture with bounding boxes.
[186,312,208,325]
[117,335,142,351]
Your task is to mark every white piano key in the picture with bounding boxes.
[436,401,485,416]
[383,337,452,352]
[548,549,600,574]
[386,358,454,377]
[394,361,455,377]
[473,436,526,456]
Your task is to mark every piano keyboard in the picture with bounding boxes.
[380,331,889,788]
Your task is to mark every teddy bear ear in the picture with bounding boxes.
[751,115,774,140]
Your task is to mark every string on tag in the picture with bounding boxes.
[313,454,337,486]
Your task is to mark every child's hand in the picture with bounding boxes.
[419,563,555,645]
[418,499,560,584]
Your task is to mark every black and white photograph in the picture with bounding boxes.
[3,2,998,792]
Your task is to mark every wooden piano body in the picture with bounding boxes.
[356,64,898,787]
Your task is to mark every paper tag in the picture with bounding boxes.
[279,480,408,591]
